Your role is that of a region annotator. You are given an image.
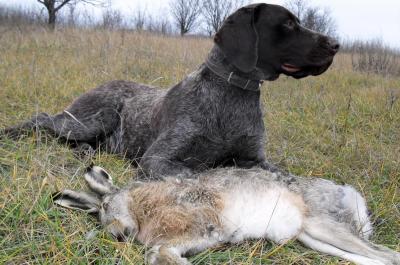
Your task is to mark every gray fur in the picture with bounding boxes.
[54,166,400,265]
[1,4,339,179]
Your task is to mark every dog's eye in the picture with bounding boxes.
[285,20,296,29]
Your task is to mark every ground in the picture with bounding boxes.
[0,27,399,264]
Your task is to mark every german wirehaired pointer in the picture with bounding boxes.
[1,4,339,179]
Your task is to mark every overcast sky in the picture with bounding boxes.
[2,0,400,47]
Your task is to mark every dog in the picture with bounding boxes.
[1,4,339,179]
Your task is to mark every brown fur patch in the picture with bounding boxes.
[130,181,224,245]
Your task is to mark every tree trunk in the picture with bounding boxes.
[47,8,56,30]
[42,0,57,31]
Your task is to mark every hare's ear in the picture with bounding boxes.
[84,165,119,195]
[53,190,100,213]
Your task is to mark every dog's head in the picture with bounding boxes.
[214,3,339,80]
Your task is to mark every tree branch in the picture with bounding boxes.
[54,0,73,12]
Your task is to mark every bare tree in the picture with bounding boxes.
[284,0,337,37]
[133,6,147,31]
[147,15,173,35]
[169,0,201,36]
[36,0,105,29]
[201,0,247,36]
[0,5,44,26]
[158,19,173,35]
[66,4,77,26]
[100,8,123,30]
[285,0,307,19]
[302,7,336,36]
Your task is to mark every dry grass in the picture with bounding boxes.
[344,40,400,77]
[0,27,399,264]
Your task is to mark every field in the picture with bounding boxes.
[0,27,399,264]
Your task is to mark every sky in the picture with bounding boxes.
[2,0,400,47]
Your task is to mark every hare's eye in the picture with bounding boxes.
[101,202,109,211]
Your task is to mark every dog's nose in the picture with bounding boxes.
[328,38,340,53]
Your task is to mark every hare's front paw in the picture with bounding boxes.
[146,245,191,265]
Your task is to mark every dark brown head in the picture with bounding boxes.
[214,3,339,80]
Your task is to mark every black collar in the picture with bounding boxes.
[205,59,263,91]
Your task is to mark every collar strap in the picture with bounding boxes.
[205,59,263,92]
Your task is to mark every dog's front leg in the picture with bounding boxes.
[233,136,279,172]
[138,127,195,180]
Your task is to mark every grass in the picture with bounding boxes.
[0,26,399,264]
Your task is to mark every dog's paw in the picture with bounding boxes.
[259,161,280,173]
[74,143,96,158]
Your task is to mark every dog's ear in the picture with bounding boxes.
[214,4,265,73]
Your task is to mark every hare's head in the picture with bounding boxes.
[53,165,138,241]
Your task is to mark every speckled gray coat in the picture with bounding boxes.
[2,4,339,179]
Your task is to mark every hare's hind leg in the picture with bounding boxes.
[299,216,399,265]
[298,232,385,265]
[146,236,221,265]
